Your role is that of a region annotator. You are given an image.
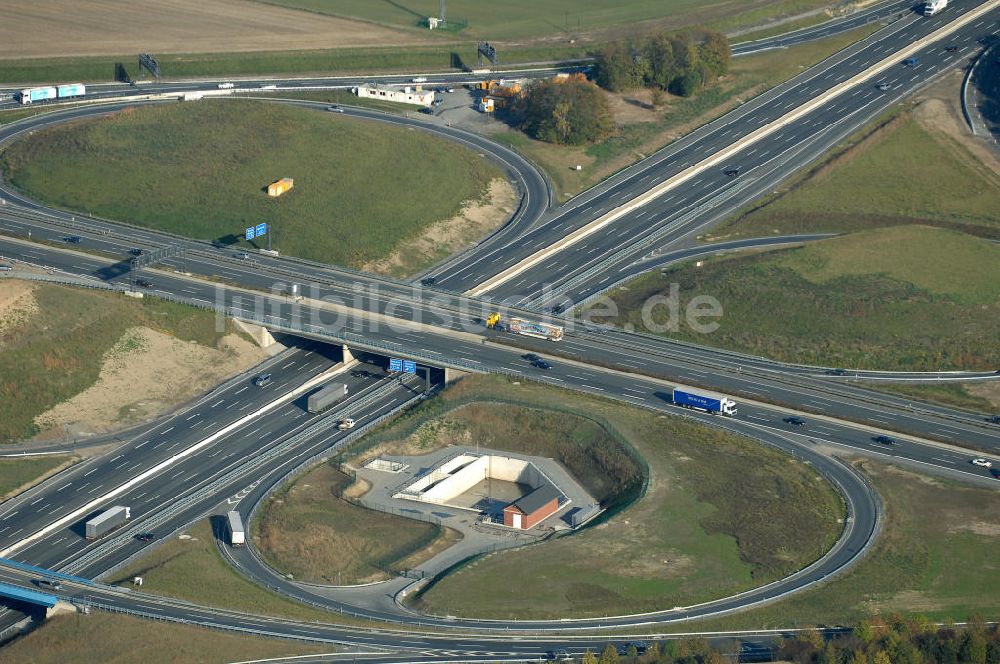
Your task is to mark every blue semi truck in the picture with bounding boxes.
[672,388,738,416]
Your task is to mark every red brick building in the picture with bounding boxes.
[502,485,560,529]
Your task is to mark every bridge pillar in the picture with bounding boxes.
[233,319,277,348]
[444,367,469,384]
[46,601,77,619]
[341,345,354,363]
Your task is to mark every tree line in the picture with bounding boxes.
[594,29,731,97]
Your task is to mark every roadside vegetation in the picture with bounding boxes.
[252,0,837,41]
[255,462,460,585]
[710,108,1000,241]
[489,25,879,200]
[0,100,501,271]
[0,280,240,444]
[586,226,1000,371]
[0,611,329,664]
[0,455,74,498]
[685,460,1000,629]
[351,375,844,619]
[107,520,336,622]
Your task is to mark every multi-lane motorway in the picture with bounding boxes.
[0,0,999,657]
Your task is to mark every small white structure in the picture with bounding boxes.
[427,17,440,29]
[355,84,435,107]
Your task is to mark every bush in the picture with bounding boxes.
[517,78,614,145]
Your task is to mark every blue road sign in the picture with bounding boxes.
[245,226,256,240]
[389,358,403,372]
[255,223,267,237]
[403,360,417,374]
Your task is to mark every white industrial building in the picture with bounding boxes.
[354,84,435,107]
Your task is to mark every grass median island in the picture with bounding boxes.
[254,462,460,585]
[0,455,74,498]
[0,612,329,664]
[0,280,240,444]
[587,226,1000,371]
[0,100,501,271]
[681,460,1000,630]
[347,375,844,619]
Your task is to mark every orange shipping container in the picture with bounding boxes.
[267,177,294,197]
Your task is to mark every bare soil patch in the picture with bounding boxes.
[966,380,1000,410]
[362,178,517,278]
[0,0,429,60]
[913,71,1000,174]
[33,326,267,437]
[0,280,38,341]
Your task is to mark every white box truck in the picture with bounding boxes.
[85,506,131,540]
[226,511,245,546]
[924,0,947,16]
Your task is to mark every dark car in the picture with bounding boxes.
[136,278,154,288]
[783,416,807,427]
[534,359,553,370]
[945,45,958,52]
[419,107,434,115]
[903,56,919,67]
[350,369,370,378]
[523,353,542,362]
[36,579,62,591]
[723,166,741,177]
[826,368,848,376]
[876,82,890,91]
[987,415,1000,425]
[420,276,437,287]
[873,435,896,446]
[63,235,82,244]
[253,373,272,387]
[135,533,156,542]
[129,248,145,256]
[548,303,564,315]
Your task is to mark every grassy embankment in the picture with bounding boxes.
[0,100,500,271]
[257,0,836,40]
[0,612,328,664]
[680,460,1000,630]
[489,24,880,200]
[0,455,74,498]
[0,281,235,444]
[333,374,845,619]
[586,225,1000,373]
[255,462,461,585]
[107,520,338,622]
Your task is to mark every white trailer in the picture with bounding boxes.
[227,511,245,546]
[924,0,947,15]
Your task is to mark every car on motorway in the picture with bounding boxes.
[873,435,897,446]
[136,278,154,288]
[327,105,344,113]
[522,353,542,363]
[129,248,145,256]
[548,649,571,661]
[63,235,82,244]
[988,415,1000,424]
[876,82,891,91]
[783,416,807,427]
[420,276,437,287]
[945,45,958,52]
[723,166,741,177]
[35,579,62,591]
[235,251,251,260]
[135,532,156,542]
[903,56,919,67]
[218,82,236,89]
[350,369,370,378]
[253,373,272,387]
[826,368,849,376]
[338,418,356,430]
[534,358,553,370]
[412,77,428,83]
[972,458,993,468]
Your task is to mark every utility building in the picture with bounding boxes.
[267,178,294,197]
[502,484,560,529]
[354,84,434,107]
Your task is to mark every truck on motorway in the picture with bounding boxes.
[923,0,947,15]
[18,86,57,105]
[307,382,349,413]
[486,312,564,341]
[226,511,245,546]
[85,506,131,540]
[56,83,86,99]
[672,388,738,416]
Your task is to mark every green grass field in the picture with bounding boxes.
[1,100,500,269]
[379,375,843,619]
[681,460,1000,629]
[0,455,73,497]
[588,226,1000,371]
[255,0,834,40]
[0,281,234,444]
[0,612,328,664]
[712,112,1000,241]
[255,462,457,584]
[489,25,879,200]
[875,382,996,413]
[107,520,337,622]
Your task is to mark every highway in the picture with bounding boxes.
[0,0,998,654]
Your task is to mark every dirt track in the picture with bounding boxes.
[0,0,429,60]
